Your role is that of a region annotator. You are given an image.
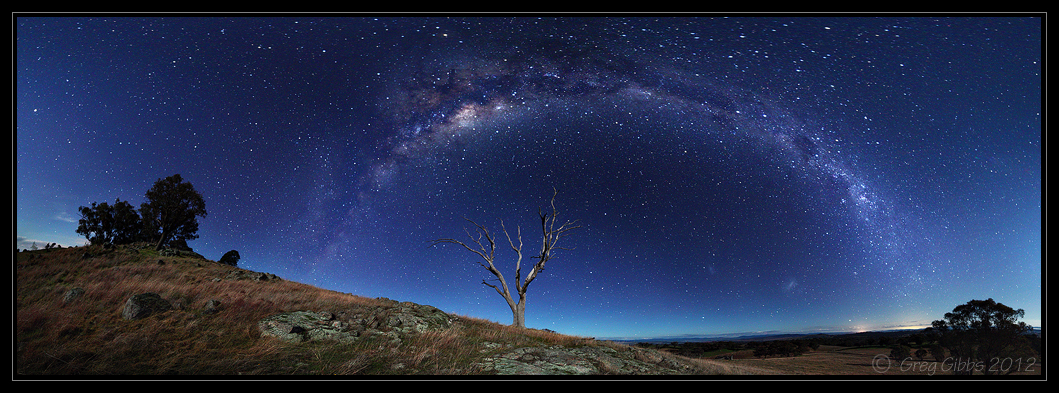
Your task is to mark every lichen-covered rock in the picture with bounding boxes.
[62,287,85,305]
[224,269,281,282]
[257,302,454,344]
[477,345,696,375]
[121,293,172,320]
[203,299,221,314]
[258,311,359,343]
[387,302,453,334]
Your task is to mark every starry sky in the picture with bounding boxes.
[15,14,1042,340]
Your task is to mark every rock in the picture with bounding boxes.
[121,293,172,320]
[386,302,453,334]
[170,238,193,252]
[224,269,281,282]
[477,344,695,375]
[258,311,359,343]
[203,299,221,314]
[257,302,454,344]
[62,287,85,305]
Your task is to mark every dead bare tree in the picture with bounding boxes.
[431,189,580,329]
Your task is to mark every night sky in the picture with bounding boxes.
[15,14,1042,340]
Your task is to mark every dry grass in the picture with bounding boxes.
[14,245,779,376]
[14,245,395,375]
[689,346,1044,376]
[16,245,609,376]
[685,358,785,375]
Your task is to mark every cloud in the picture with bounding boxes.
[54,211,78,223]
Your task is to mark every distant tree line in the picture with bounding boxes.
[634,299,1039,375]
[635,340,747,359]
[75,174,207,251]
[636,338,820,359]
[748,339,818,359]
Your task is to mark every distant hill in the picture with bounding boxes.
[614,330,924,344]
[613,326,1043,345]
[14,243,768,377]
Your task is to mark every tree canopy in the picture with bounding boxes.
[140,174,207,250]
[76,199,141,245]
[74,174,206,251]
[930,298,1036,375]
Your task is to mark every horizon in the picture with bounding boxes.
[14,241,1044,341]
[16,15,1042,340]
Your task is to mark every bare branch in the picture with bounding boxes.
[520,188,581,294]
[481,279,505,297]
[430,188,580,329]
[501,219,524,287]
[500,219,522,254]
[429,237,490,269]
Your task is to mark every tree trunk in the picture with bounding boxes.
[155,230,168,250]
[512,299,526,328]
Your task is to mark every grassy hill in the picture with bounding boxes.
[14,243,767,377]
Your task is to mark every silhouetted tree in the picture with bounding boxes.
[877,336,893,347]
[776,341,799,357]
[931,298,1035,375]
[929,344,946,362]
[139,174,207,250]
[922,326,939,345]
[76,199,141,245]
[219,250,241,267]
[752,343,773,359]
[431,189,580,328]
[890,345,912,362]
[915,348,928,360]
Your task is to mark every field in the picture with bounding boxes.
[667,345,1043,377]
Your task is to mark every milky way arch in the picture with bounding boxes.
[362,38,888,225]
[332,31,933,306]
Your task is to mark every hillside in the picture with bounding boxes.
[14,243,768,377]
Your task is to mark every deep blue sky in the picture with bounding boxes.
[15,14,1042,339]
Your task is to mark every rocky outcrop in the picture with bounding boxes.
[257,301,454,344]
[222,269,281,282]
[258,311,359,343]
[476,344,696,375]
[256,299,700,375]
